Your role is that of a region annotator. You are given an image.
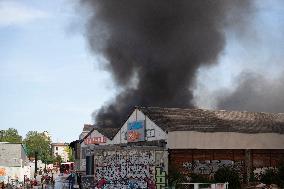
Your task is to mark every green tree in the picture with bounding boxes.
[0,128,22,143]
[278,161,284,184]
[260,169,281,186]
[23,131,52,164]
[53,155,63,165]
[214,167,241,189]
[168,163,187,188]
[64,146,75,162]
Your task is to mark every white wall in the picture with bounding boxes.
[168,131,284,149]
[111,109,167,144]
[52,145,68,162]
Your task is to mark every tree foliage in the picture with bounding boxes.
[0,128,22,143]
[64,146,75,162]
[260,169,281,186]
[23,131,52,164]
[278,161,284,184]
[214,167,241,189]
[168,163,187,188]
[54,155,63,164]
[260,162,284,188]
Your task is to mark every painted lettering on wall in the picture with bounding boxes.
[155,167,166,189]
[146,129,155,138]
[127,121,145,142]
[94,149,166,189]
[84,136,107,145]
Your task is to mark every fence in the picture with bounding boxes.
[176,182,229,189]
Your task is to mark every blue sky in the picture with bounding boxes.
[0,0,283,142]
[0,0,114,142]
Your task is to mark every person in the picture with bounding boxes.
[76,173,82,189]
[66,171,75,189]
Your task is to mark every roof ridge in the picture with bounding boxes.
[137,106,284,133]
[138,106,284,115]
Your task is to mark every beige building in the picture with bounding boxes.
[51,143,69,162]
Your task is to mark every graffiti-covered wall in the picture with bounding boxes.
[169,149,284,182]
[111,109,167,145]
[93,147,167,189]
[0,166,30,184]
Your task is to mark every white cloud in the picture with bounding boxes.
[0,1,49,27]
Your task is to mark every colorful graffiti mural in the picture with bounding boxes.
[182,160,245,180]
[0,167,6,182]
[0,166,27,183]
[94,149,166,189]
[155,167,166,189]
[0,168,6,176]
[127,121,145,142]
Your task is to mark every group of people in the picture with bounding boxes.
[65,171,82,189]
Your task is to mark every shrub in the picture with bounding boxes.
[260,166,284,188]
[190,173,211,183]
[260,169,281,186]
[168,163,187,188]
[278,161,284,182]
[214,167,241,189]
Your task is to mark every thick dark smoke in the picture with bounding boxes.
[217,72,284,113]
[80,0,251,128]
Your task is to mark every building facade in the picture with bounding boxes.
[73,107,284,188]
[51,143,69,162]
[139,107,284,184]
[0,142,30,184]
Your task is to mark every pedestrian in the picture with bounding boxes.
[66,171,75,189]
[76,173,82,189]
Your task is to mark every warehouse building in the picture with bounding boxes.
[139,107,284,184]
[75,107,284,188]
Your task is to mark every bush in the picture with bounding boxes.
[260,169,281,186]
[260,166,284,188]
[278,161,284,182]
[168,163,187,188]
[214,167,241,189]
[190,173,211,183]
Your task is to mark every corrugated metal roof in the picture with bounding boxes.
[138,107,284,133]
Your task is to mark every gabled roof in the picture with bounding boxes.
[80,125,120,142]
[51,143,69,146]
[94,127,120,140]
[138,107,284,134]
[83,124,94,131]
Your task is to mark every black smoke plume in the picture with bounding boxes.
[80,0,251,128]
[217,72,284,113]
